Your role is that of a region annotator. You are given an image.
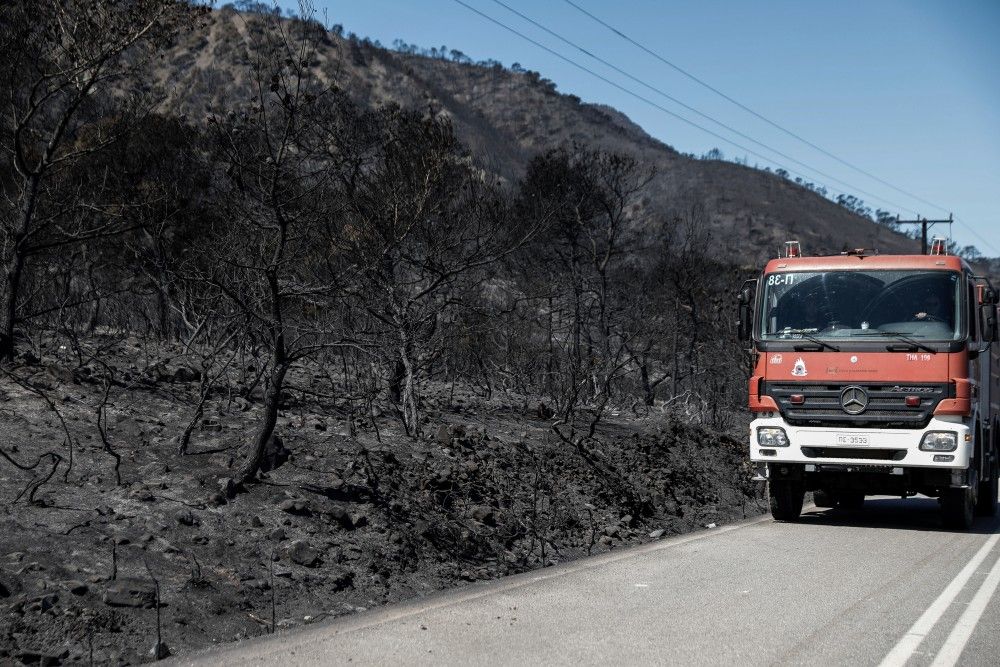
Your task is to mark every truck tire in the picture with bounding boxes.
[769,479,804,521]
[837,493,865,511]
[941,486,976,529]
[975,453,998,517]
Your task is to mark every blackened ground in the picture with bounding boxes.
[0,342,763,665]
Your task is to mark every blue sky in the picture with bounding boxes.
[277,0,999,255]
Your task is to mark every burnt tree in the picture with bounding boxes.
[0,0,197,360]
[338,107,523,435]
[204,10,350,482]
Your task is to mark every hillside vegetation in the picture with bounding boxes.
[155,5,920,263]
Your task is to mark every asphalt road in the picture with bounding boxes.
[176,497,1000,666]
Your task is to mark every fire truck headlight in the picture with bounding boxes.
[920,431,958,452]
[757,427,789,447]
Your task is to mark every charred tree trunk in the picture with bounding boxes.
[2,175,36,361]
[156,284,171,340]
[546,296,554,397]
[178,371,211,456]
[85,264,102,333]
[388,358,405,403]
[86,299,101,334]
[640,359,654,406]
[671,302,679,399]
[153,254,179,341]
[1,253,26,362]
[237,358,288,483]
[238,257,289,482]
[398,332,419,437]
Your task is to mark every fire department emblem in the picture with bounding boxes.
[791,357,808,377]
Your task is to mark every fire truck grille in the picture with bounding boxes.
[801,447,907,461]
[764,382,952,429]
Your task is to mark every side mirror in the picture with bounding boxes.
[981,305,1000,344]
[737,300,751,341]
[737,279,756,342]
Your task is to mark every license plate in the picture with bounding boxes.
[835,434,870,446]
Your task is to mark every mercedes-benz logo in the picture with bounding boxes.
[840,386,869,415]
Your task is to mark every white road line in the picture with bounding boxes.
[930,547,1000,667]
[879,534,1000,667]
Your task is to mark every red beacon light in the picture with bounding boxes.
[929,236,948,255]
[783,240,801,258]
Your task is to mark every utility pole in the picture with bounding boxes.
[894,213,954,253]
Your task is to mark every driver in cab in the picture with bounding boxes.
[914,292,950,324]
[790,296,829,331]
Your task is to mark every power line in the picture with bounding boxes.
[487,0,922,218]
[952,216,999,255]
[450,0,921,221]
[561,1,942,215]
[560,0,999,255]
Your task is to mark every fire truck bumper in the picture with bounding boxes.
[748,413,972,470]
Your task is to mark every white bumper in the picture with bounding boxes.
[749,413,972,469]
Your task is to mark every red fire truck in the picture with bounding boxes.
[738,240,999,528]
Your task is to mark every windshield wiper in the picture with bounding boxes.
[773,328,840,352]
[854,330,937,354]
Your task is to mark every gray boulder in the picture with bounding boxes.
[102,578,155,608]
[260,434,290,472]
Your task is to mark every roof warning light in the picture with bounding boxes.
[930,236,948,255]
[783,241,801,258]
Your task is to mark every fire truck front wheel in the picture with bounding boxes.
[769,479,804,522]
[941,484,976,530]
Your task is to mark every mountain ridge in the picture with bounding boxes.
[155,7,919,263]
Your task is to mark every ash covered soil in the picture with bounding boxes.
[0,342,763,664]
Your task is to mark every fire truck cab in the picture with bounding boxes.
[739,240,1000,529]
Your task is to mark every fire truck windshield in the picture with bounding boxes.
[759,270,962,341]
